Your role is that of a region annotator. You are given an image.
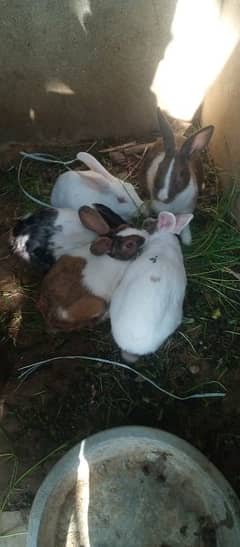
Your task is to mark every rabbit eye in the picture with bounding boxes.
[117,196,127,204]
[125,241,134,249]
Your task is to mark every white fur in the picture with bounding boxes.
[50,208,96,260]
[157,159,174,201]
[110,229,188,360]
[152,176,198,215]
[67,227,149,303]
[57,307,69,320]
[51,153,145,221]
[12,208,97,266]
[13,234,30,261]
[151,176,198,246]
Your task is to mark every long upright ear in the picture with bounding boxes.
[157,108,175,152]
[174,213,193,235]
[77,170,110,192]
[77,152,115,182]
[93,203,126,228]
[157,212,176,233]
[180,126,214,158]
[79,206,110,235]
[90,236,113,256]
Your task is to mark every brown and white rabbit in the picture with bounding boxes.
[140,108,214,245]
[37,206,147,331]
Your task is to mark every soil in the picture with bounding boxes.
[0,143,240,513]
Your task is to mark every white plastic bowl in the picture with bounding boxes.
[27,426,240,546]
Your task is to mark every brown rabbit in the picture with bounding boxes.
[37,255,107,331]
[140,108,214,245]
[37,207,147,331]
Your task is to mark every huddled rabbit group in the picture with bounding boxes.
[11,109,214,363]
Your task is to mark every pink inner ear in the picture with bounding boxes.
[174,213,193,234]
[157,212,176,233]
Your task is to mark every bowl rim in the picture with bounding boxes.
[26,425,240,547]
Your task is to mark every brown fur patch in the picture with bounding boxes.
[37,255,107,331]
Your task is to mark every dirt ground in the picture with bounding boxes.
[0,142,240,512]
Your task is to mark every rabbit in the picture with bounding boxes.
[110,211,193,363]
[50,151,145,221]
[37,211,148,331]
[10,204,128,273]
[140,108,214,245]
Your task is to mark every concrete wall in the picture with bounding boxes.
[1,0,240,184]
[0,0,176,144]
[202,0,240,178]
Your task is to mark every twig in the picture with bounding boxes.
[224,267,240,281]
[0,255,10,261]
[0,532,27,539]
[123,143,152,155]
[86,140,97,153]
[99,142,137,153]
[124,145,148,180]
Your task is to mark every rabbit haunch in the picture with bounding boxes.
[110,212,193,363]
[51,151,145,222]
[37,225,147,331]
[37,255,107,330]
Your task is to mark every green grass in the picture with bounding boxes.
[185,184,240,314]
[2,146,240,512]
[0,443,67,513]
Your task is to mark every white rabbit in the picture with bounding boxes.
[50,152,145,221]
[10,204,127,273]
[110,211,193,362]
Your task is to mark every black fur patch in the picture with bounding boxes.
[93,203,126,228]
[11,208,60,272]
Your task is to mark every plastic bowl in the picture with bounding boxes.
[27,426,240,546]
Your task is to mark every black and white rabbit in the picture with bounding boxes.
[10,204,128,272]
[140,108,214,245]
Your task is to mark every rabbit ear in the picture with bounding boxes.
[174,213,193,235]
[157,212,176,232]
[77,170,110,192]
[180,126,214,157]
[78,206,110,235]
[93,203,126,228]
[90,236,113,256]
[157,108,175,152]
[77,152,115,182]
[157,212,193,235]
